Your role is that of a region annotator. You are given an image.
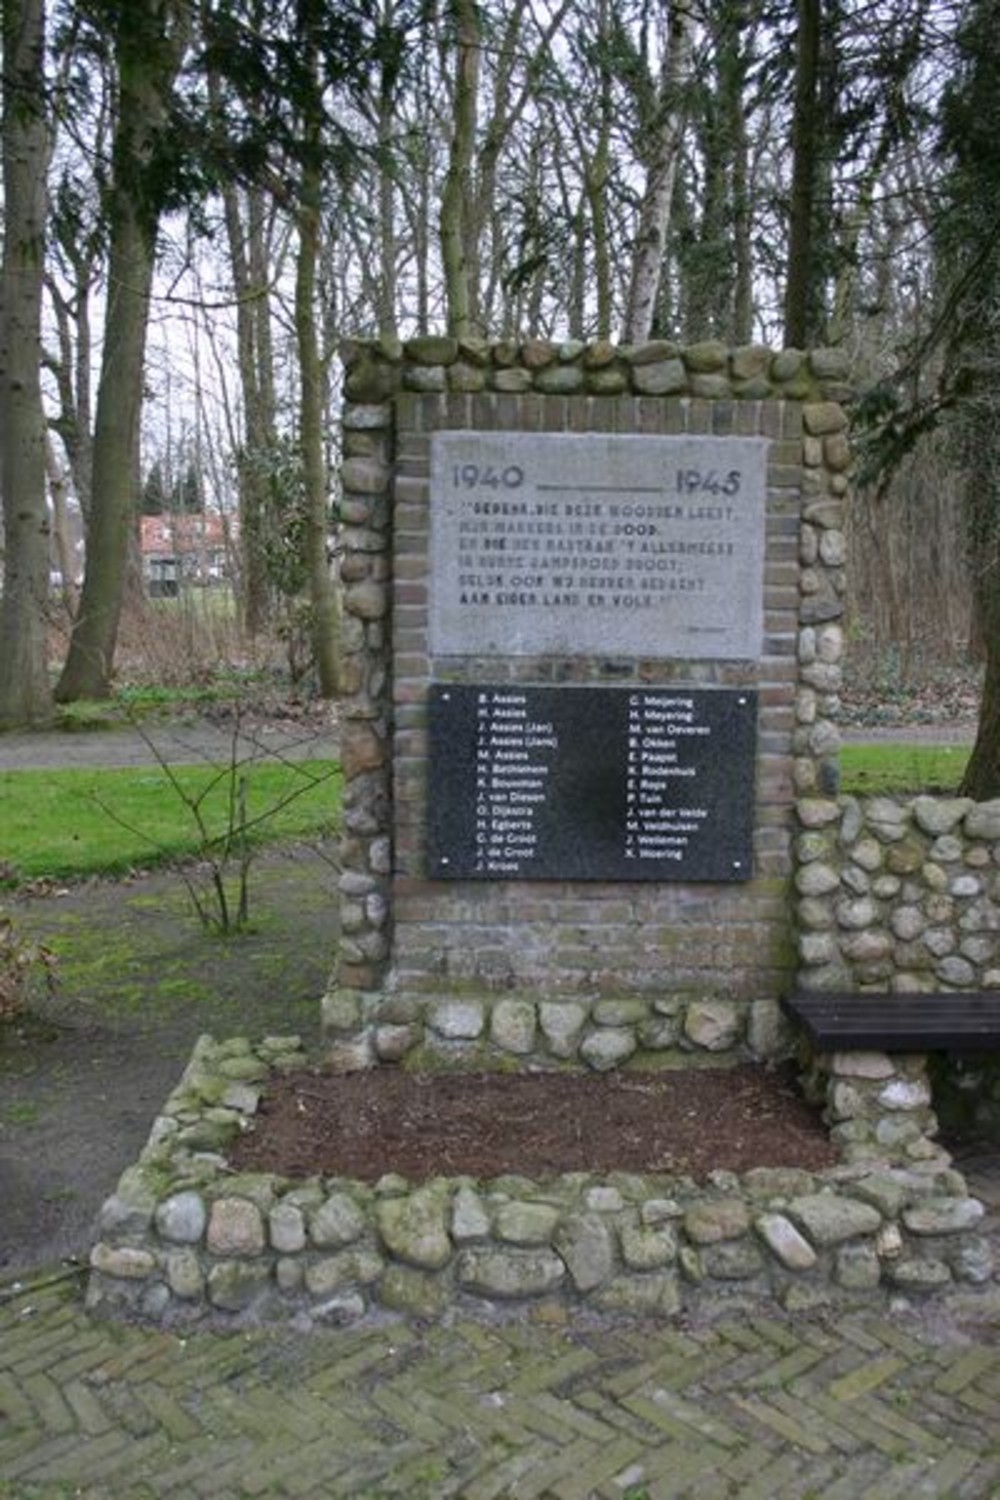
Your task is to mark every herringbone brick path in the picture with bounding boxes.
[3,1276,1000,1498]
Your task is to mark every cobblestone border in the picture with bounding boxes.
[88,1035,994,1326]
[797,794,1000,994]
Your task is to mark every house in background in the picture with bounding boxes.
[140,512,237,597]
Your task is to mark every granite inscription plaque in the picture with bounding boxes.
[428,685,757,882]
[429,432,768,660]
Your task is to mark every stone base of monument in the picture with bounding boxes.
[87,1034,995,1326]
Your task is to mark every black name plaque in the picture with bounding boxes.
[428,685,757,882]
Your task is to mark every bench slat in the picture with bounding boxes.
[782,992,1000,1052]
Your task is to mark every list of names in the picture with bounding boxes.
[428,685,756,883]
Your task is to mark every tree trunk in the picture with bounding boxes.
[0,0,53,727]
[45,432,77,608]
[621,0,697,345]
[440,0,480,340]
[221,179,278,637]
[961,640,1000,800]
[55,0,189,702]
[54,185,157,699]
[296,41,340,700]
[783,0,822,347]
[959,402,1000,798]
[376,0,398,340]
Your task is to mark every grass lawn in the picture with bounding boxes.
[0,760,341,882]
[839,742,970,796]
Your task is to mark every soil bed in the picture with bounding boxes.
[229,1062,838,1182]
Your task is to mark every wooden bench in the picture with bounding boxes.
[782,992,1000,1053]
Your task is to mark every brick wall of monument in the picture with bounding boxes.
[327,339,852,1068]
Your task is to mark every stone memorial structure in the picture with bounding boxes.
[88,339,998,1325]
[326,337,848,1070]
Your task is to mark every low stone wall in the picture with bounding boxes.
[796,794,1000,992]
[88,1036,993,1326]
[326,990,792,1073]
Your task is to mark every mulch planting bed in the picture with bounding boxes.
[229,1063,839,1183]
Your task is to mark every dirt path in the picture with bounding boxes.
[0,843,338,1278]
[0,709,337,772]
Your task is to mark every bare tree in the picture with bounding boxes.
[56,0,192,702]
[621,0,697,343]
[0,0,53,727]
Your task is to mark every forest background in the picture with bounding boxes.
[2,0,999,789]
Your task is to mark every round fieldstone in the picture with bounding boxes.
[206,1261,270,1310]
[377,1186,451,1270]
[495,1201,560,1246]
[902,1197,985,1235]
[965,802,1000,840]
[701,1240,765,1281]
[344,574,389,622]
[683,1199,750,1245]
[803,401,848,435]
[341,457,389,494]
[374,1025,416,1062]
[585,1186,624,1213]
[796,862,840,896]
[451,1185,491,1244]
[835,1243,881,1290]
[840,929,891,962]
[936,955,976,986]
[207,1199,265,1258]
[959,894,1000,930]
[554,1213,616,1292]
[831,1052,895,1081]
[632,359,687,395]
[913,797,973,835]
[310,1192,366,1249]
[799,897,836,930]
[887,1258,952,1291]
[840,864,870,895]
[878,1076,932,1111]
[924,927,956,958]
[800,932,836,965]
[429,1001,484,1040]
[269,1203,307,1254]
[379,1266,447,1319]
[620,1224,677,1270]
[490,999,537,1055]
[155,1191,207,1245]
[166,1249,204,1299]
[755,1214,818,1271]
[306,1252,378,1298]
[836,897,879,930]
[683,1000,741,1052]
[797,798,841,828]
[580,1028,636,1071]
[456,1248,565,1299]
[788,1193,882,1246]
[851,838,883,872]
[950,1236,995,1284]
[90,1244,157,1279]
[539,1001,587,1058]
[891,907,925,941]
[404,334,458,365]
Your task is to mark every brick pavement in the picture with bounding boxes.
[3,1267,1000,1499]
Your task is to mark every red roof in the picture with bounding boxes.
[140,513,233,555]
